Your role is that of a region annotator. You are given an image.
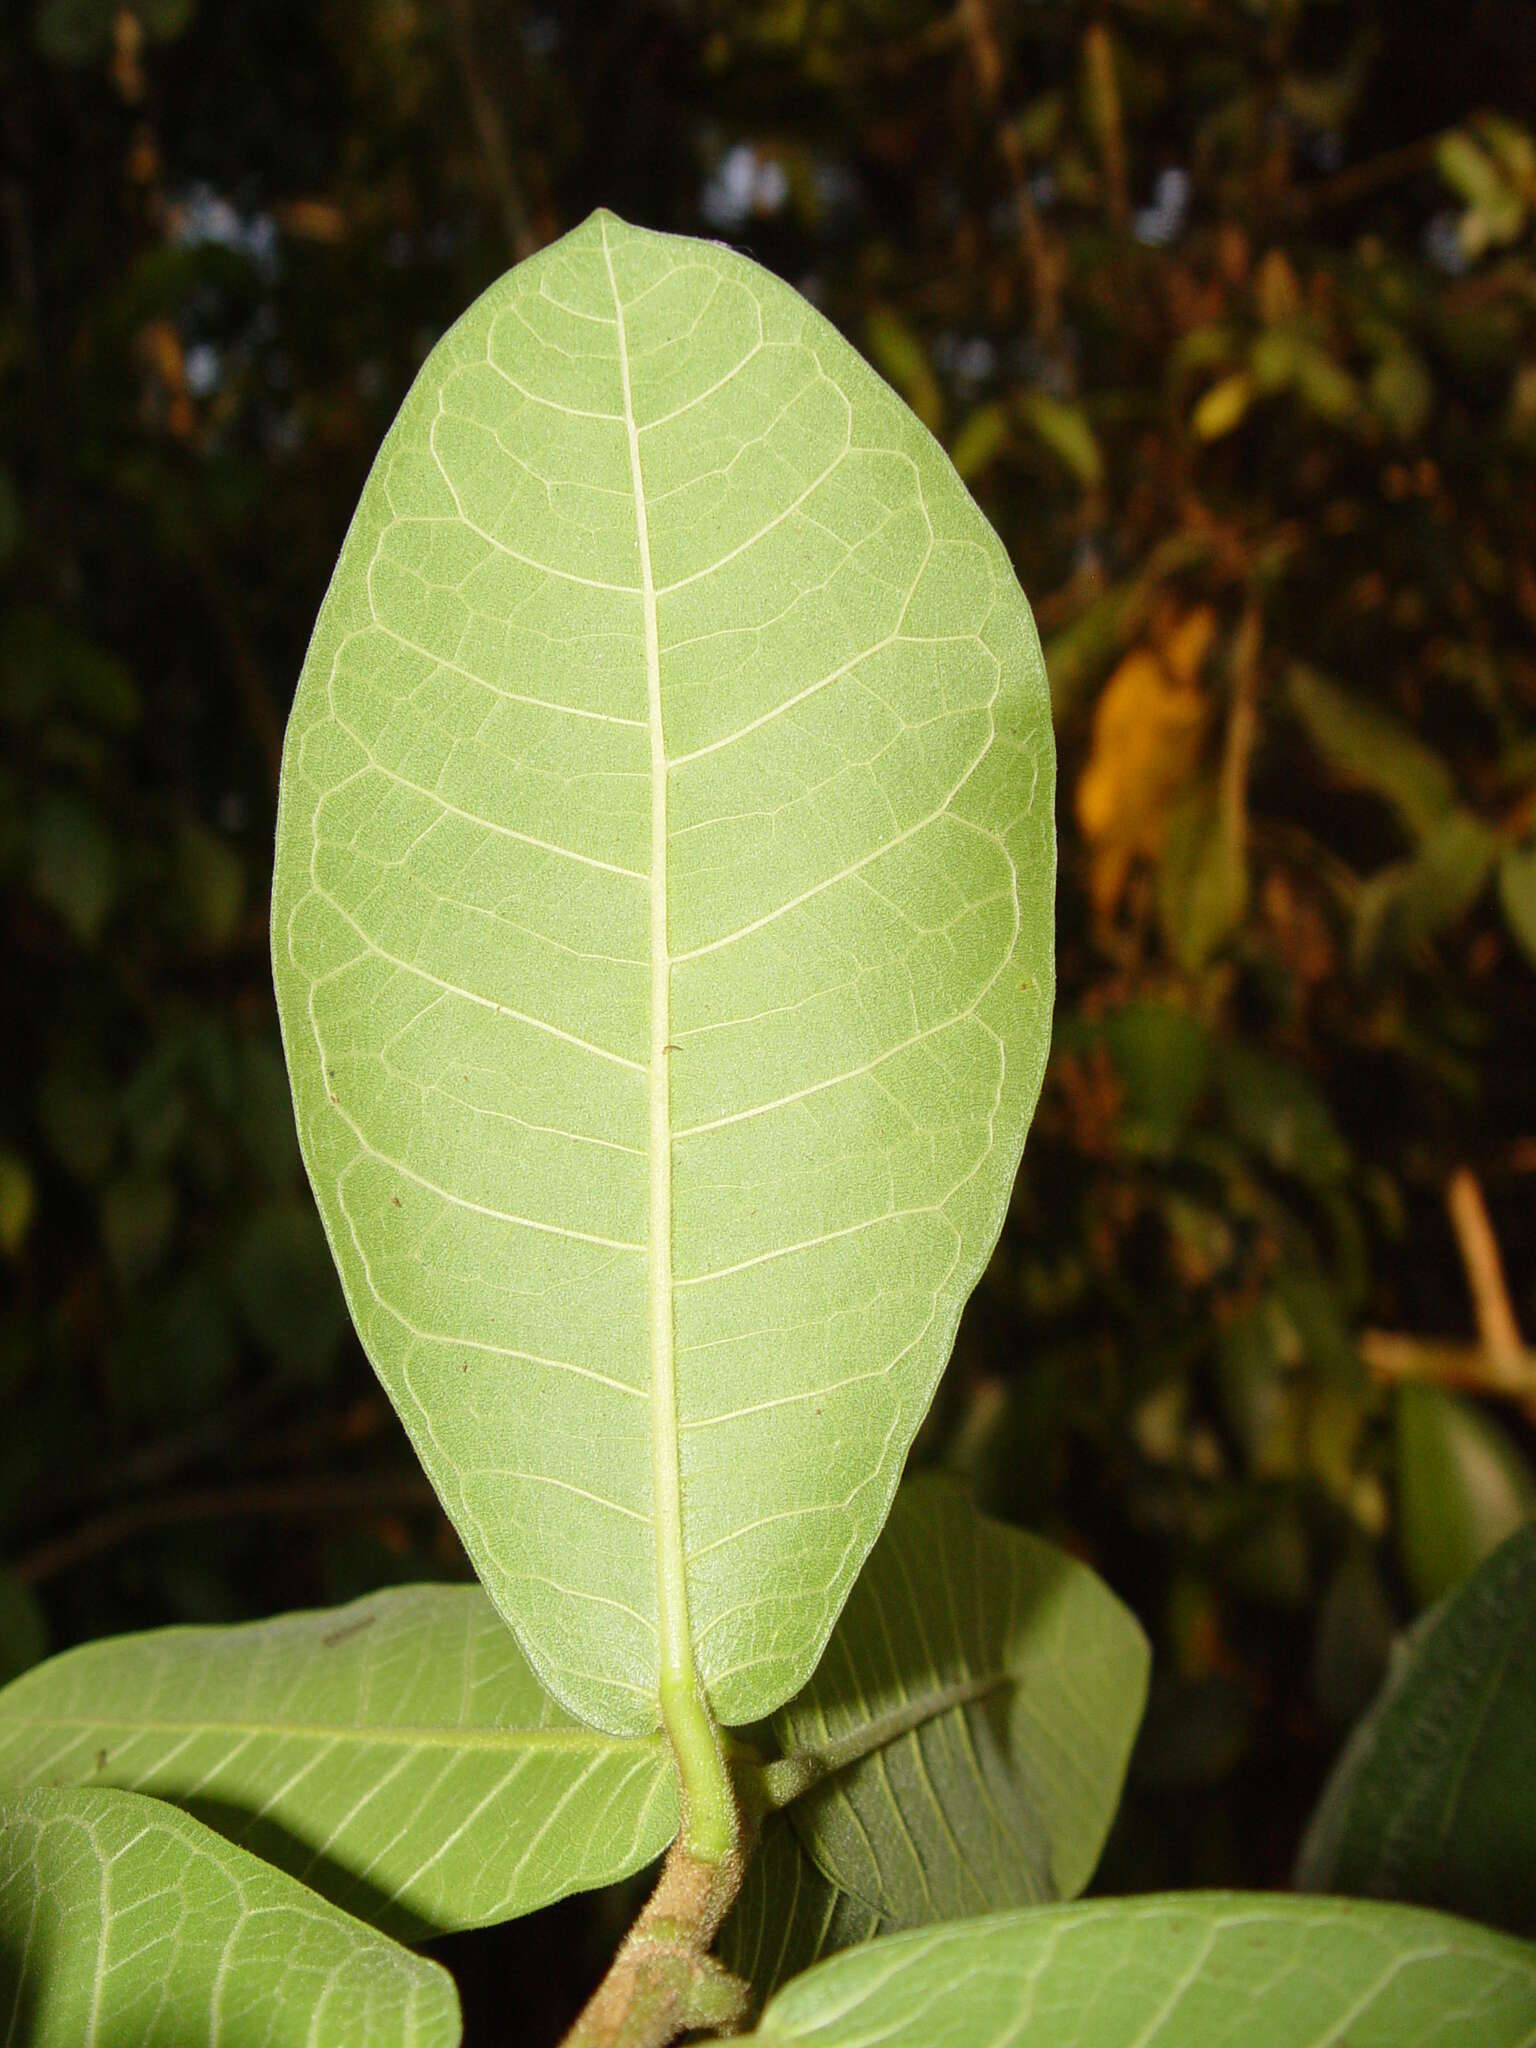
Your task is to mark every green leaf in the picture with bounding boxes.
[1286,665,1455,840]
[1190,371,1253,441]
[948,405,1007,482]
[1096,1000,1212,1157]
[865,309,943,434]
[1370,348,1433,441]
[1212,1041,1350,1188]
[1018,392,1102,488]
[178,817,245,948]
[742,1895,1536,2046]
[0,1570,47,1684]
[0,1584,676,1935]
[226,1200,349,1377]
[1499,839,1536,967]
[30,795,118,945]
[270,210,1055,1735]
[1157,786,1248,972]
[0,1784,459,2046]
[1436,131,1526,255]
[34,0,195,64]
[769,1477,1147,1922]
[1396,1385,1536,1608]
[718,1818,880,2005]
[0,1151,36,1257]
[1299,1526,1536,1937]
[1353,811,1499,971]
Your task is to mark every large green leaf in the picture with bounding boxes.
[740,1895,1536,2046]
[0,1584,675,1934]
[0,1784,459,2046]
[717,1819,881,2006]
[271,210,1055,1735]
[1298,1525,1536,1936]
[1396,1383,1536,1606]
[771,1476,1147,1921]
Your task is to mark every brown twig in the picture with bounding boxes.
[1445,1166,1527,1385]
[1285,135,1439,220]
[1082,21,1128,230]
[443,0,538,264]
[10,1474,439,1586]
[959,0,1059,338]
[1220,601,1262,868]
[1361,1329,1536,1420]
[561,1837,748,2048]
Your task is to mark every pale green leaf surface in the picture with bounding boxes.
[271,210,1055,1734]
[743,1894,1536,2047]
[717,1818,881,2006]
[0,1784,460,2047]
[772,1477,1148,1923]
[0,1585,675,1933]
[1298,1525,1536,1936]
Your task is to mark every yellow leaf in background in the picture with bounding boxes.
[1076,608,1215,914]
[1192,371,1253,441]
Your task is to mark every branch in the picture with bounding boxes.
[958,0,1060,338]
[561,1838,749,2048]
[10,1473,438,1585]
[1361,1330,1536,1421]
[1445,1166,1527,1383]
[1219,601,1262,868]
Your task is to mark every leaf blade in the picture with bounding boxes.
[271,210,1055,1734]
[745,1895,1536,2047]
[717,1819,882,2006]
[1298,1525,1536,1936]
[0,1785,460,2047]
[0,1585,675,1934]
[773,1477,1148,1922]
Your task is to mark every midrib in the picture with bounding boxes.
[600,223,697,1731]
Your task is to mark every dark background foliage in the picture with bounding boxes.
[3,0,1534,2030]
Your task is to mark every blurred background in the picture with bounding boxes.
[3,0,1535,2028]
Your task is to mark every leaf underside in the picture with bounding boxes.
[1298,1524,1536,1937]
[0,1584,676,1935]
[745,1894,1536,2047]
[718,1818,881,2005]
[272,209,1054,1734]
[0,1785,460,2048]
[774,1476,1148,1922]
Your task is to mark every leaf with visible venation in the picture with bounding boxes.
[0,1785,460,2047]
[0,1585,675,1934]
[741,1895,1536,2047]
[770,1476,1147,1923]
[1299,1525,1536,1936]
[717,1819,880,2005]
[271,210,1055,1735]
